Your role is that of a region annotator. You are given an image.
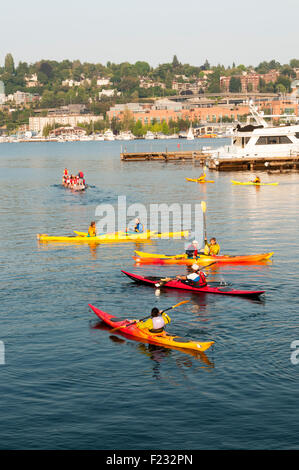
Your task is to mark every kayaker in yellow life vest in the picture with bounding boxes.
[204,237,220,256]
[88,221,97,237]
[138,308,171,333]
[252,175,261,184]
[198,172,206,182]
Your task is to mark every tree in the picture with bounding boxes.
[172,55,180,68]
[5,53,15,75]
[229,76,241,92]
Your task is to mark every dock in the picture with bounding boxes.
[120,150,210,162]
[207,154,299,171]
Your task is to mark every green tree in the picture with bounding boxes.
[229,76,241,92]
[5,53,15,75]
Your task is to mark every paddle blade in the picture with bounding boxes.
[201,201,207,213]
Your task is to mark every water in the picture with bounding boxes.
[0,139,298,450]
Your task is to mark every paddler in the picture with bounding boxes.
[198,171,206,182]
[176,264,207,287]
[138,308,171,333]
[185,240,199,258]
[134,218,144,233]
[203,237,220,256]
[252,175,261,184]
[87,221,97,237]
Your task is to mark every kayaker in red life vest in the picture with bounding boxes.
[176,264,207,287]
[138,308,171,333]
[185,240,199,258]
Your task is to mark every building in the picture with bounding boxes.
[220,70,281,93]
[96,77,111,87]
[98,89,120,99]
[107,101,250,125]
[29,113,103,134]
[25,74,40,88]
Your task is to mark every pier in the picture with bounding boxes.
[207,154,299,171]
[120,150,210,162]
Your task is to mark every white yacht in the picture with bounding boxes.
[145,131,155,140]
[115,131,135,140]
[103,129,115,141]
[187,125,194,140]
[211,103,299,160]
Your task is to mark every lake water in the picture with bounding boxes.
[0,139,298,450]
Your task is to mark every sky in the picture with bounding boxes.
[1,0,298,68]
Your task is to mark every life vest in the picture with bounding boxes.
[78,171,84,178]
[135,223,144,233]
[88,226,96,237]
[151,316,166,332]
[187,271,207,286]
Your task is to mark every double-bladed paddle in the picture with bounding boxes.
[110,300,190,333]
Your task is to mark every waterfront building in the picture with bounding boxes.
[0,81,5,105]
[29,113,103,134]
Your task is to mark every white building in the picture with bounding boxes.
[29,113,103,134]
[97,77,111,87]
[99,89,120,99]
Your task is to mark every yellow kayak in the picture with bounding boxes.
[37,229,189,244]
[74,230,189,239]
[186,178,215,183]
[37,230,155,244]
[231,180,278,186]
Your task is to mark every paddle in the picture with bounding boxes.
[154,260,217,287]
[201,200,207,241]
[110,300,190,333]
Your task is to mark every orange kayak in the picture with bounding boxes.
[133,250,274,265]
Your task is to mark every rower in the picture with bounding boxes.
[252,175,261,184]
[185,240,199,258]
[198,171,206,181]
[176,264,207,287]
[203,237,220,256]
[138,308,171,333]
[87,221,97,237]
[134,218,144,233]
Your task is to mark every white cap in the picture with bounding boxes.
[192,264,199,270]
[192,240,198,245]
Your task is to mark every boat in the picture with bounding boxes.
[37,230,156,244]
[121,271,265,298]
[103,129,115,141]
[145,131,155,140]
[133,250,274,265]
[187,126,194,141]
[89,304,214,353]
[210,101,299,162]
[186,178,215,183]
[36,229,189,244]
[74,230,189,239]
[231,180,278,186]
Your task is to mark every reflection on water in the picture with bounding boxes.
[0,141,298,450]
[92,320,214,381]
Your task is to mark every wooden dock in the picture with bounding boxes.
[120,150,210,162]
[207,154,299,171]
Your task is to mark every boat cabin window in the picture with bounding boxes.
[295,132,299,139]
[256,135,292,145]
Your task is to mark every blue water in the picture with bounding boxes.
[0,139,298,450]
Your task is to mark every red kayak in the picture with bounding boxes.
[89,304,214,353]
[121,270,265,298]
